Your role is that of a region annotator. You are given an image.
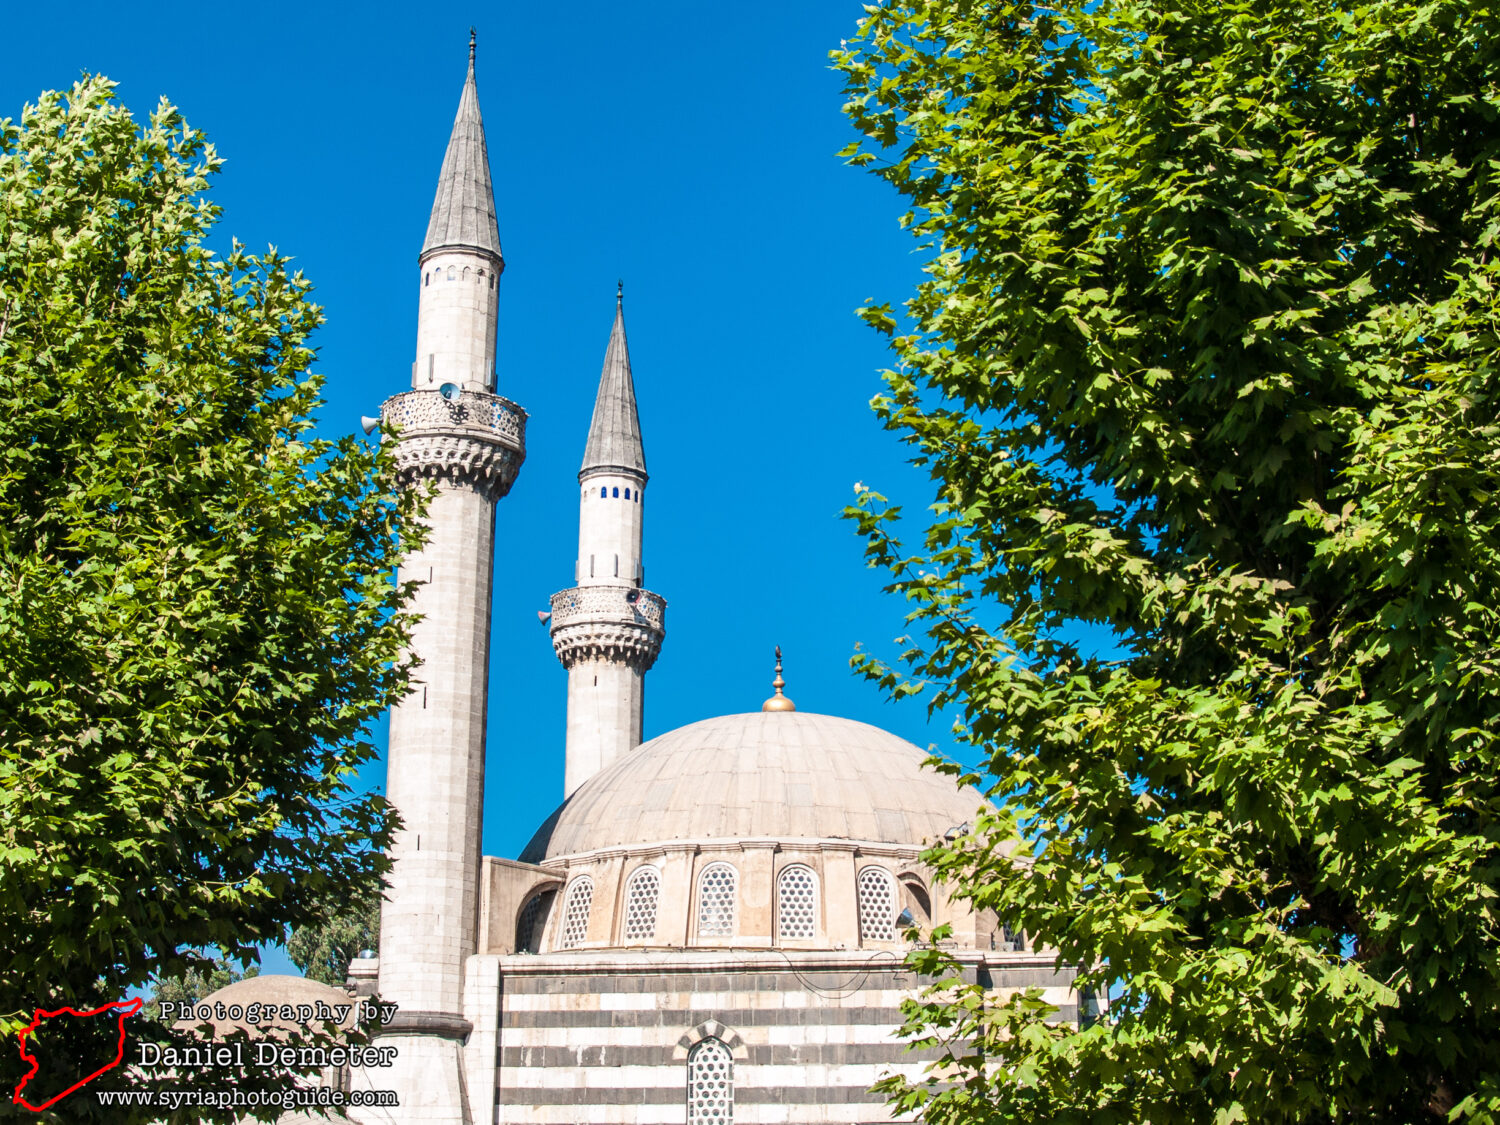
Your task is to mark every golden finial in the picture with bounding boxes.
[762,645,796,712]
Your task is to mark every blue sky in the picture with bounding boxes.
[4,2,965,976]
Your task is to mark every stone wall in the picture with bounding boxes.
[479,949,1080,1125]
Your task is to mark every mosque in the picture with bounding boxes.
[336,36,1089,1125]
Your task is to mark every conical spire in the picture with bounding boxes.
[422,31,503,261]
[581,283,647,477]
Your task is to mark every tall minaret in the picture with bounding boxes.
[371,33,524,1125]
[548,287,666,795]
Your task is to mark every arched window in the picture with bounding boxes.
[623,866,660,941]
[777,865,817,940]
[559,876,594,949]
[601,486,608,498]
[624,487,631,500]
[488,273,495,289]
[696,863,737,937]
[515,888,555,953]
[900,874,932,927]
[612,486,619,497]
[447,265,456,280]
[687,1037,733,1124]
[424,272,429,286]
[857,867,896,942]
[462,266,470,281]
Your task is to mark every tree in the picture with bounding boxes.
[0,77,420,1119]
[835,1,1500,1121]
[288,889,380,988]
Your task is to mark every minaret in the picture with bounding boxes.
[370,32,524,1125]
[548,285,666,795]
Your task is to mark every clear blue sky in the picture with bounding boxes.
[4,2,967,974]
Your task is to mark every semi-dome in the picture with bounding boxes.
[520,711,985,862]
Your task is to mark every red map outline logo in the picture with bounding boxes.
[12,996,143,1112]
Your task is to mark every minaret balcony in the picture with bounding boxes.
[548,585,667,672]
[381,388,527,501]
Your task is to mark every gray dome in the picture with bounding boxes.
[521,711,985,862]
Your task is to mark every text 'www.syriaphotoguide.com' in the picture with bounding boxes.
[94,1087,398,1110]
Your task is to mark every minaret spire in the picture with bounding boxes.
[411,36,505,393]
[581,282,647,479]
[423,31,502,261]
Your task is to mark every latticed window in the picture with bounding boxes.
[857,866,896,942]
[515,888,554,953]
[777,865,816,940]
[559,876,594,949]
[696,863,737,937]
[623,866,661,941]
[687,1037,733,1124]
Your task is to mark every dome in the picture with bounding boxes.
[520,711,985,862]
[176,974,359,1037]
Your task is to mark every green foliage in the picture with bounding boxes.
[836,1,1500,1121]
[0,77,422,1120]
[287,890,380,987]
[142,962,259,1023]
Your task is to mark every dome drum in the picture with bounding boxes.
[478,838,1010,957]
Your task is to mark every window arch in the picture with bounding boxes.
[687,1037,733,1124]
[424,272,430,286]
[515,888,555,953]
[447,265,456,280]
[559,876,594,949]
[696,863,737,937]
[622,866,660,942]
[612,486,619,497]
[777,865,817,940]
[462,266,470,281]
[601,486,608,498]
[624,487,631,499]
[857,866,896,942]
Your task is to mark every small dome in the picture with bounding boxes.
[174,975,358,1037]
[521,711,984,862]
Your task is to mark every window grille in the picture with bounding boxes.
[623,866,660,941]
[515,889,554,953]
[687,1037,733,1124]
[559,876,594,949]
[857,866,896,942]
[696,863,737,937]
[777,865,816,940]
